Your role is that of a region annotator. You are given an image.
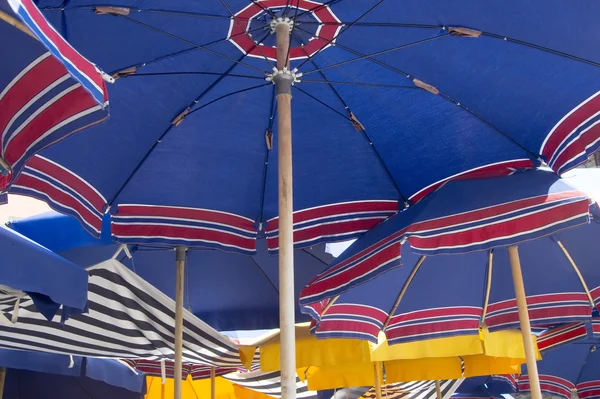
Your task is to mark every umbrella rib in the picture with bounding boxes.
[382,255,426,330]
[296,0,387,70]
[41,5,232,20]
[187,83,272,116]
[293,36,408,203]
[295,0,342,19]
[108,25,270,75]
[298,29,542,161]
[218,0,276,69]
[123,72,265,79]
[293,86,348,119]
[257,86,277,228]
[106,48,269,207]
[298,28,450,75]
[301,80,419,89]
[481,250,493,322]
[555,240,595,308]
[299,248,328,266]
[118,15,268,74]
[249,257,280,295]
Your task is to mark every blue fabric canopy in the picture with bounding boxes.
[10,211,333,330]
[7,0,600,254]
[455,376,517,399]
[0,223,87,320]
[0,348,146,399]
[301,170,599,344]
[0,0,108,188]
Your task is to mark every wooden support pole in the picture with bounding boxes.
[210,367,216,399]
[508,245,542,399]
[435,380,442,399]
[275,20,296,399]
[374,362,383,399]
[0,367,5,399]
[174,247,187,399]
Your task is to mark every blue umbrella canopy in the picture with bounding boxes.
[300,170,597,343]
[0,348,146,399]
[0,223,87,320]
[0,0,108,189]
[5,1,600,253]
[454,376,517,399]
[519,341,600,399]
[9,211,333,330]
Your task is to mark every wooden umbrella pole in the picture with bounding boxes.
[274,19,296,399]
[374,362,383,399]
[0,367,5,399]
[174,247,187,399]
[210,367,216,399]
[508,245,542,399]
[435,381,442,399]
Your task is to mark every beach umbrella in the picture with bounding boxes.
[8,3,600,398]
[0,223,87,321]
[453,376,517,399]
[8,211,333,331]
[0,348,146,399]
[301,170,597,399]
[0,258,242,370]
[0,0,109,189]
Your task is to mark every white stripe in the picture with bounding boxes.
[410,211,589,252]
[11,184,101,234]
[2,74,70,152]
[0,52,51,101]
[409,159,532,202]
[548,112,600,167]
[4,83,80,150]
[555,134,600,173]
[11,104,103,168]
[540,90,600,153]
[35,155,107,202]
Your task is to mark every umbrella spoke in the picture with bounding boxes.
[123,71,265,79]
[108,25,270,75]
[258,86,277,227]
[187,83,272,116]
[301,80,419,89]
[218,0,276,69]
[295,0,386,70]
[118,15,269,74]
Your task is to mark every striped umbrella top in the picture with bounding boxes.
[0,259,241,368]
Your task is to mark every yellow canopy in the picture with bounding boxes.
[240,324,540,390]
[145,375,275,399]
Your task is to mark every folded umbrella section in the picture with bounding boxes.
[0,0,109,188]
[0,348,146,399]
[0,224,87,321]
[0,259,240,368]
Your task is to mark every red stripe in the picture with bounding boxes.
[14,173,102,231]
[408,191,587,234]
[409,199,590,250]
[578,382,600,389]
[386,319,480,340]
[325,304,388,321]
[409,160,534,203]
[300,241,400,299]
[19,0,105,98]
[552,122,600,171]
[0,55,65,136]
[317,319,382,340]
[487,293,591,312]
[485,304,591,328]
[26,155,105,212]
[116,205,255,231]
[266,201,397,232]
[578,389,600,399]
[112,223,256,251]
[542,92,600,161]
[4,87,98,165]
[537,323,587,351]
[389,307,481,324]
[267,216,388,250]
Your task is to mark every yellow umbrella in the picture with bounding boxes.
[144,375,275,399]
[240,323,540,391]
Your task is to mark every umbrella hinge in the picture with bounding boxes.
[265,130,273,150]
[413,78,439,95]
[95,6,130,16]
[448,27,482,38]
[349,112,365,131]
[269,17,294,34]
[171,107,190,126]
[266,67,302,95]
[111,66,137,80]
